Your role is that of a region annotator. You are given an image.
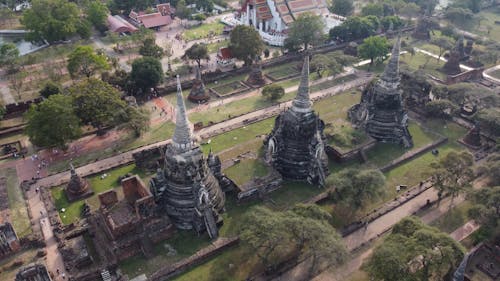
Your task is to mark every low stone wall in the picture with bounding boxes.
[148,237,239,281]
[325,139,377,163]
[445,68,484,84]
[379,138,448,173]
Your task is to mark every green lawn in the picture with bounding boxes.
[490,69,500,80]
[400,52,447,80]
[429,201,474,233]
[224,158,269,186]
[211,81,249,96]
[264,61,301,80]
[0,168,32,238]
[206,40,228,54]
[120,231,211,278]
[182,22,225,41]
[310,74,358,93]
[51,164,142,225]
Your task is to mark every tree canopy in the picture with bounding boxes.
[139,38,164,59]
[366,216,465,281]
[182,43,209,67]
[310,53,343,78]
[25,94,81,148]
[229,25,264,66]
[328,168,385,210]
[361,3,384,17]
[0,43,19,72]
[358,36,389,64]
[67,46,110,79]
[329,0,354,16]
[285,13,325,50]
[329,16,378,42]
[130,57,164,93]
[85,0,109,32]
[39,80,61,99]
[21,0,85,43]
[240,204,347,276]
[69,78,127,131]
[262,84,285,100]
[431,151,474,203]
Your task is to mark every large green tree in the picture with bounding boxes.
[361,3,384,17]
[25,94,81,148]
[329,0,354,16]
[67,46,110,79]
[108,0,154,14]
[139,38,164,59]
[366,216,465,281]
[329,16,378,42]
[358,36,389,65]
[285,13,325,51]
[431,151,475,204]
[85,0,109,31]
[0,43,19,73]
[310,54,343,78]
[130,57,164,93]
[240,204,347,276]
[468,185,500,227]
[261,84,285,100]
[328,168,385,210]
[182,43,209,67]
[21,0,83,43]
[229,25,264,66]
[69,78,127,131]
[431,37,454,62]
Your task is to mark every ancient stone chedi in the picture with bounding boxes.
[349,36,413,148]
[188,66,210,103]
[264,55,329,186]
[150,76,226,239]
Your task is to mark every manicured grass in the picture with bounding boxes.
[119,231,211,278]
[313,90,361,123]
[201,118,275,154]
[325,120,368,151]
[400,52,446,80]
[264,61,301,80]
[1,168,32,238]
[206,73,248,89]
[122,121,176,150]
[182,22,225,41]
[490,69,500,80]
[429,201,474,233]
[211,81,249,96]
[206,39,228,54]
[224,158,269,186]
[51,164,141,225]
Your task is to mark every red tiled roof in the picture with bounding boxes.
[138,13,172,28]
[107,15,138,33]
[274,0,328,24]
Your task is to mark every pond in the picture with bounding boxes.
[0,32,47,55]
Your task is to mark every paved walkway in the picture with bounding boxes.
[0,77,15,104]
[25,185,67,280]
[483,63,500,84]
[414,47,474,71]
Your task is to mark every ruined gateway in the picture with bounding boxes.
[348,36,413,148]
[150,76,226,239]
[264,55,329,187]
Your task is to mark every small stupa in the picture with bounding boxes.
[188,66,210,103]
[65,164,93,202]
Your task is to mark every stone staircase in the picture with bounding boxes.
[101,269,112,281]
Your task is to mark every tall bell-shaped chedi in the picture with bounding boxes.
[188,65,210,103]
[349,35,413,148]
[264,55,329,187]
[149,76,225,239]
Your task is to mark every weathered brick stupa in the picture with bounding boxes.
[349,35,413,148]
[264,55,329,187]
[150,76,226,239]
[65,163,93,202]
[188,65,210,103]
[15,263,52,281]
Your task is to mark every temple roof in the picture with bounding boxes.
[292,55,312,112]
[380,35,401,85]
[274,0,329,24]
[172,76,195,150]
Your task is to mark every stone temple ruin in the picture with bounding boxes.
[443,34,465,76]
[65,164,93,202]
[348,35,413,148]
[264,55,329,187]
[90,175,173,262]
[0,222,20,259]
[188,66,210,103]
[150,76,227,239]
[15,263,52,281]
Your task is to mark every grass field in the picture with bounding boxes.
[206,39,228,54]
[429,201,473,233]
[182,22,225,41]
[0,168,32,238]
[211,81,249,96]
[224,158,269,186]
[51,164,143,225]
[264,61,301,81]
[400,52,447,80]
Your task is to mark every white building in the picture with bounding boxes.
[236,0,342,46]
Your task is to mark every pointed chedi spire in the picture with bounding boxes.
[172,75,194,150]
[70,162,76,176]
[380,35,401,86]
[195,64,202,80]
[292,55,312,112]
